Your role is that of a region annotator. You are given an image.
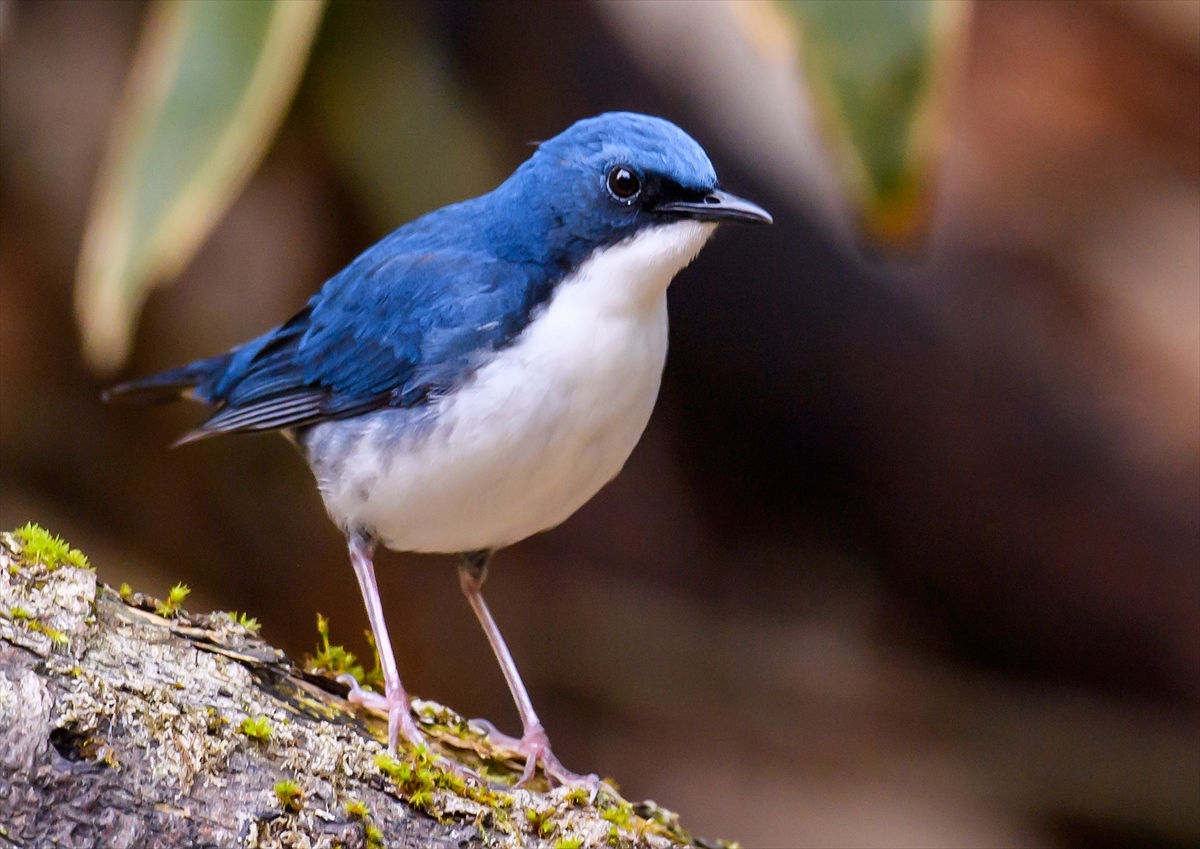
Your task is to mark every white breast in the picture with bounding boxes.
[311,220,717,553]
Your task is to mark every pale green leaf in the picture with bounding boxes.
[780,0,970,246]
[75,0,327,374]
[306,1,501,234]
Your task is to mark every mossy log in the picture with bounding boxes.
[0,529,712,849]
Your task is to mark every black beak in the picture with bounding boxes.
[655,188,773,224]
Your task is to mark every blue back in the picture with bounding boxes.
[175,113,719,439]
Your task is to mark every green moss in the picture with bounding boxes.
[306,613,368,685]
[364,824,384,849]
[563,787,591,807]
[155,582,190,617]
[553,837,583,849]
[230,611,261,633]
[407,788,433,810]
[37,622,70,645]
[274,779,303,812]
[238,715,273,742]
[13,522,91,571]
[374,751,411,780]
[525,806,556,838]
[631,799,692,845]
[374,745,515,824]
[599,801,633,827]
[6,605,68,644]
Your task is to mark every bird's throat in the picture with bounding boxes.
[565,220,718,315]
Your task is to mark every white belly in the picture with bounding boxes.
[308,221,716,552]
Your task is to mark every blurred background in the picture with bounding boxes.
[1,0,1197,846]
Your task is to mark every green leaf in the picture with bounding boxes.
[75,0,326,374]
[780,0,969,246]
[306,1,500,234]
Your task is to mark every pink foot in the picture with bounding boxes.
[337,674,424,751]
[472,718,599,798]
[340,674,482,784]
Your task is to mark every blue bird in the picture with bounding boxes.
[106,112,771,787]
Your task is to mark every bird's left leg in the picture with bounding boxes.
[458,550,597,793]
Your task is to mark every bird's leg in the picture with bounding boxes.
[458,551,597,792]
[344,531,424,753]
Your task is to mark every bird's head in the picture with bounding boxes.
[494,113,771,277]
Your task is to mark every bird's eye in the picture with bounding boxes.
[606,166,641,201]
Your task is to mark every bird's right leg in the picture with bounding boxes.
[341,530,424,753]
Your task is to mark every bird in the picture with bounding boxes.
[105,111,771,787]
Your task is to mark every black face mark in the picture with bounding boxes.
[606,165,642,201]
[640,175,773,225]
[639,174,711,213]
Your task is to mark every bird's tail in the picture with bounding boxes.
[102,354,232,406]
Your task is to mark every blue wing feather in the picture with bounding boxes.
[167,244,543,440]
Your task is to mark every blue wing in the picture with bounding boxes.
[109,241,548,443]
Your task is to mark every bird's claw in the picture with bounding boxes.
[337,673,388,710]
[338,675,484,784]
[472,719,598,799]
[337,674,426,750]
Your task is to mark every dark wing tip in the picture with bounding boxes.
[101,379,182,405]
[102,360,219,405]
[169,391,331,446]
[169,427,216,449]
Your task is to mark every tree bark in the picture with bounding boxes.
[0,532,702,849]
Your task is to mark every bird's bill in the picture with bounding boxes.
[655,189,773,224]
